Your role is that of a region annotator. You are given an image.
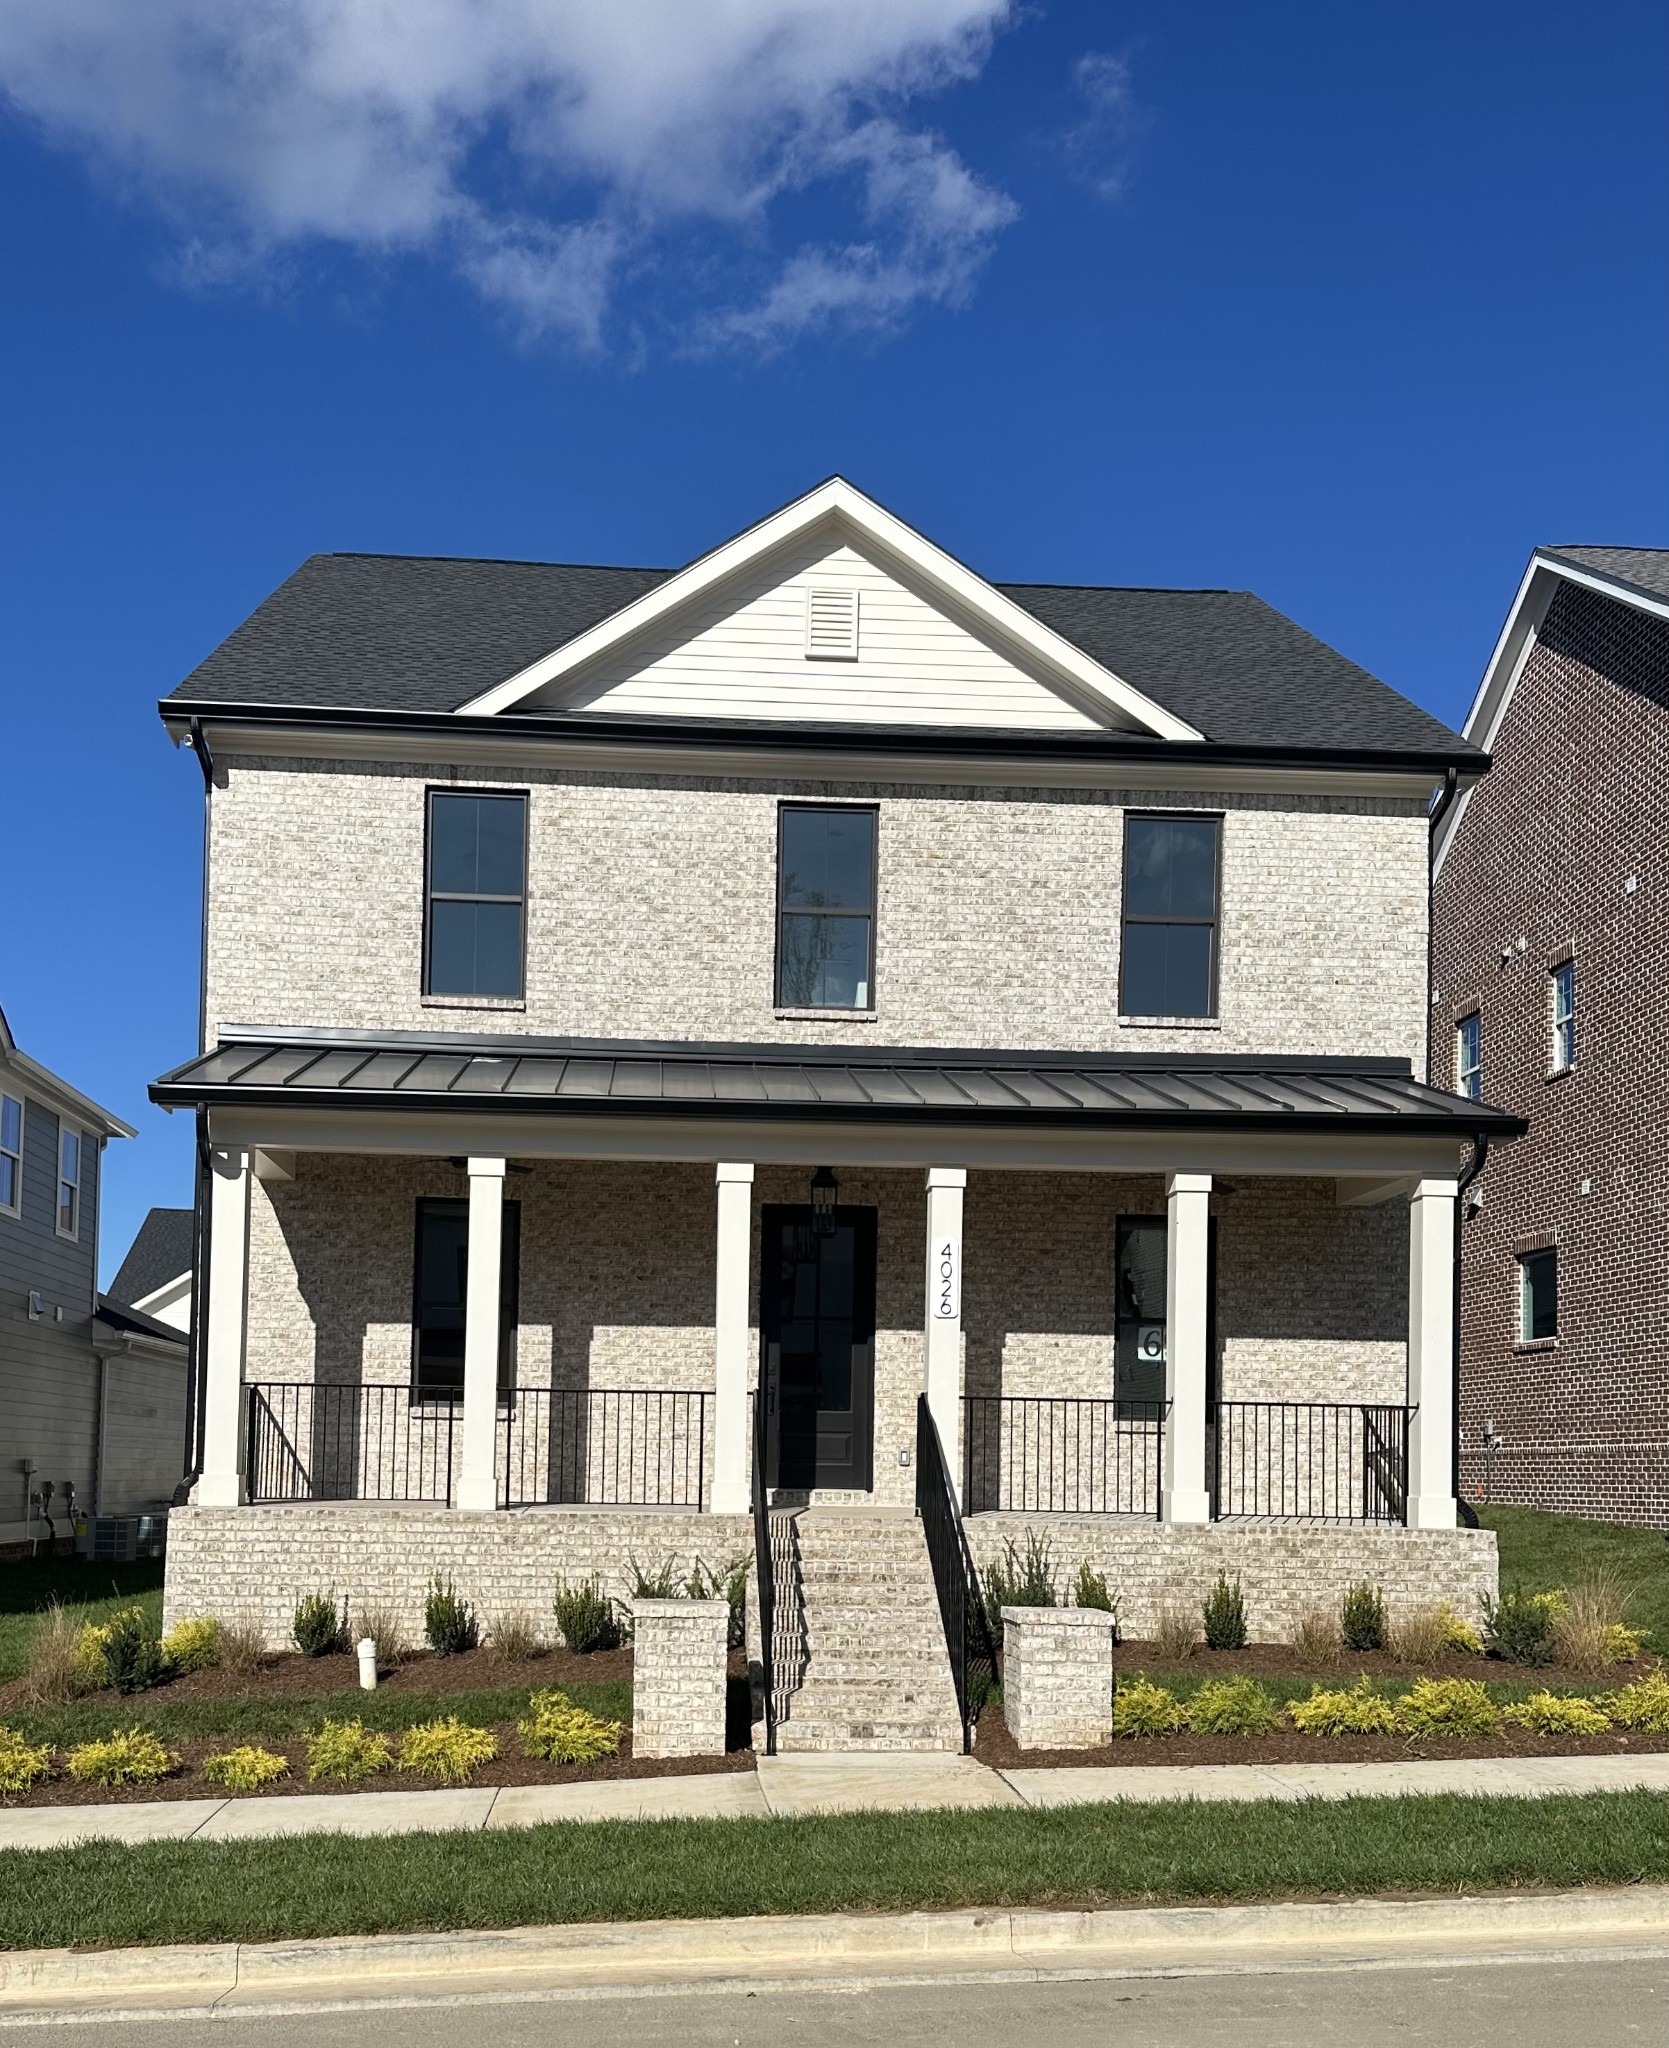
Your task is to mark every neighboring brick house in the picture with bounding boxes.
[1433,546,1669,1526]
[152,479,1517,1750]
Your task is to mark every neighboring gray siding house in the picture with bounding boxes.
[153,479,1521,1749]
[0,1006,187,1546]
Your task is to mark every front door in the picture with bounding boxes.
[761,1205,877,1493]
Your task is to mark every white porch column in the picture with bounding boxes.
[924,1166,966,1497]
[456,1157,506,1513]
[710,1162,754,1515]
[198,1144,251,1508]
[1406,1175,1459,1530]
[1161,1170,1213,1525]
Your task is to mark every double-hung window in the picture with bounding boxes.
[1520,1247,1557,1343]
[424,790,527,999]
[56,1127,80,1240]
[1119,814,1221,1019]
[1456,1012,1482,1101]
[411,1197,521,1402]
[0,1094,21,1217]
[1551,960,1576,1073]
[776,805,877,1010]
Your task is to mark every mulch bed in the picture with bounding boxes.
[1109,1640,1626,1689]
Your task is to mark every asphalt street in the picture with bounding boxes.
[7,1952,1669,2047]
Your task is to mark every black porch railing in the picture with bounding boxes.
[1213,1401,1413,1523]
[499,1389,710,1508]
[245,1383,458,1504]
[917,1394,997,1753]
[752,1390,777,1756]
[962,1396,1166,1517]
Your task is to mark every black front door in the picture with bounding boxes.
[761,1205,877,1492]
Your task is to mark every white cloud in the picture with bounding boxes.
[0,0,1020,351]
[1059,50,1149,204]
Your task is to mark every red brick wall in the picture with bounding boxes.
[1432,580,1669,1526]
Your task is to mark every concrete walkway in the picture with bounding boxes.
[4,1749,1669,1851]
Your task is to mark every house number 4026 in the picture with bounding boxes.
[933,1240,959,1320]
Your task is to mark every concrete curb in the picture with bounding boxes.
[5,1887,1669,2021]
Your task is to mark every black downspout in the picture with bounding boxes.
[178,720,216,1495]
[1454,1133,1490,1528]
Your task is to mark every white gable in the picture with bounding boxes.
[544,534,1105,731]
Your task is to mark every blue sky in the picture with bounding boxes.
[0,0,1664,1281]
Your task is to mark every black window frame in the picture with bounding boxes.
[409,1195,522,1405]
[1117,810,1223,1021]
[1519,1246,1558,1344]
[422,786,530,1001]
[773,801,880,1013]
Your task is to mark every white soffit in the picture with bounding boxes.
[457,478,1204,742]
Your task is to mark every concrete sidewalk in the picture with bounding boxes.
[4,1748,1669,1850]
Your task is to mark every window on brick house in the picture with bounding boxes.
[1520,1247,1557,1343]
[1119,814,1221,1018]
[1551,960,1576,1073]
[411,1197,520,1401]
[424,791,527,999]
[1456,1012,1482,1101]
[776,804,877,1010]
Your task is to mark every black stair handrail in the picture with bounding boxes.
[751,1390,777,1757]
[916,1394,997,1754]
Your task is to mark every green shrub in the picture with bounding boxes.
[65,1729,179,1787]
[423,1576,478,1656]
[305,1719,394,1783]
[1394,1677,1500,1738]
[1110,1676,1182,1738]
[518,1688,623,1763]
[1201,1574,1247,1652]
[1501,1690,1612,1735]
[1287,1678,1399,1737]
[102,1607,172,1694]
[161,1616,222,1673]
[628,1556,683,1600]
[1609,1670,1669,1732]
[552,1577,621,1654]
[0,1726,54,1792]
[1073,1562,1120,1636]
[202,1746,290,1791]
[1340,1582,1387,1654]
[292,1592,347,1658]
[687,1555,751,1649]
[981,1532,1057,1645]
[398,1717,500,1783]
[1481,1588,1557,1665]
[1184,1676,1279,1737]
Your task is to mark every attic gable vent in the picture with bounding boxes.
[805,586,859,661]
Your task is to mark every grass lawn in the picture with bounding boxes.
[0,1558,164,1685]
[1482,1505,1669,1647]
[3,1790,1669,1951]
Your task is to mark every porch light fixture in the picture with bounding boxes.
[809,1165,840,1239]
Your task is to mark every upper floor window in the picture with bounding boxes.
[0,1094,20,1217]
[1520,1246,1557,1343]
[411,1197,520,1401]
[1119,814,1220,1019]
[776,805,877,1011]
[1551,960,1576,1073]
[1456,1012,1482,1101]
[56,1127,80,1240]
[424,791,527,1000]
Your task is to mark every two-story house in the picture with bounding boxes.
[154,480,1516,1750]
[1433,546,1669,1526]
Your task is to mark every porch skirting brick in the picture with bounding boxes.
[967,1517,1499,1641]
[163,1505,753,1650]
[1002,1605,1117,1749]
[631,1598,729,1758]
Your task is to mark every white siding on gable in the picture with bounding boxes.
[551,535,1109,730]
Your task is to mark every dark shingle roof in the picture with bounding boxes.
[108,1206,193,1307]
[1543,547,1669,607]
[167,551,1470,758]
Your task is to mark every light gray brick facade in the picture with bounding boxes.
[630,1598,730,1758]
[1001,1605,1118,1749]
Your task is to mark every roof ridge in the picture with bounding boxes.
[321,552,675,574]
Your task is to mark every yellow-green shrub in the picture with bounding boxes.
[0,1726,53,1792]
[65,1729,179,1787]
[1110,1676,1182,1738]
[1609,1669,1669,1732]
[70,1622,116,1690]
[1434,1602,1485,1656]
[517,1689,623,1763]
[305,1719,394,1783]
[1394,1677,1499,1738]
[1184,1676,1279,1737]
[202,1746,290,1791]
[1288,1678,1399,1737]
[398,1717,500,1784]
[1604,1624,1648,1665]
[1500,1690,1611,1735]
[161,1617,221,1673]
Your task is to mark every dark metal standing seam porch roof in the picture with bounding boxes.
[151,1030,1526,1138]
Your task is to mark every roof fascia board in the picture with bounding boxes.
[1,1049,135,1139]
[162,708,1463,801]
[455,479,1204,741]
[1539,553,1669,625]
[131,1273,192,1317]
